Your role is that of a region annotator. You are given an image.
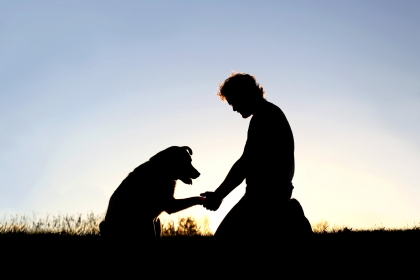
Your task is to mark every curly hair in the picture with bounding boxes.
[217,72,265,101]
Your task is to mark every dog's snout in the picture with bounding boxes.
[191,167,200,179]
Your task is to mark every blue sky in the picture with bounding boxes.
[1,0,419,231]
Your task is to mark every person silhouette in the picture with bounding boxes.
[201,73,296,245]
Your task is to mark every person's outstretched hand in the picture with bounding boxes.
[200,192,223,211]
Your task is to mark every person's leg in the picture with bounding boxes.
[287,198,313,235]
[214,195,251,244]
[248,188,293,247]
[214,188,293,249]
[99,221,107,237]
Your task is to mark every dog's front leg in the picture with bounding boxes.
[165,197,205,214]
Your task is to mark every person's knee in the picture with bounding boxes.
[99,221,108,237]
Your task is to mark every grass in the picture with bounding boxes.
[1,214,419,272]
[1,213,420,236]
[311,220,420,233]
[0,213,212,236]
[0,213,103,236]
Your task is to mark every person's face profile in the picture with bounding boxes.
[226,94,253,119]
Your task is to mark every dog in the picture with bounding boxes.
[99,146,202,241]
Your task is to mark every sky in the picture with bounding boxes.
[1,0,419,232]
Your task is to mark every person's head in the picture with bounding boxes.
[217,73,265,118]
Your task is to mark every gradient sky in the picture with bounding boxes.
[1,0,419,232]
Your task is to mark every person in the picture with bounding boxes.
[201,73,295,244]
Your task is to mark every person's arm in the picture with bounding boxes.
[165,197,205,214]
[200,156,247,211]
[201,116,255,211]
[213,156,246,200]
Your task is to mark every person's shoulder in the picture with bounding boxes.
[260,100,285,117]
[250,100,285,125]
[265,100,280,110]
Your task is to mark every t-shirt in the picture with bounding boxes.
[243,99,295,194]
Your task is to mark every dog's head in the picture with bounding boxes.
[149,146,200,185]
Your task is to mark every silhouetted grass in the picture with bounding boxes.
[0,213,102,236]
[0,215,419,272]
[0,213,212,237]
[312,220,420,234]
[1,213,420,237]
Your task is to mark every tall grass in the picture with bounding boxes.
[2,213,419,236]
[0,213,212,236]
[311,220,420,234]
[0,213,103,235]
[161,217,212,236]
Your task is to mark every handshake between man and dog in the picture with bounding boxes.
[100,145,312,243]
[100,74,315,244]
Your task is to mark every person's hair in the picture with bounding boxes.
[217,72,265,101]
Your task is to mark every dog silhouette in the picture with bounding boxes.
[99,146,201,242]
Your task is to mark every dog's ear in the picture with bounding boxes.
[182,146,193,155]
